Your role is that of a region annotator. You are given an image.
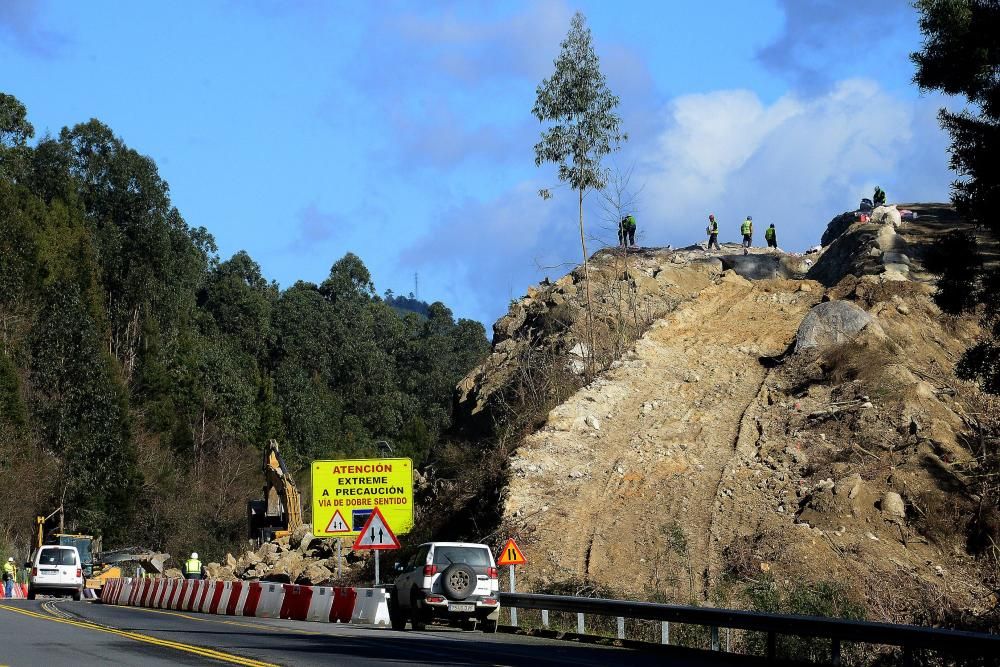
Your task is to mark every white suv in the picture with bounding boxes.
[389,542,500,632]
[28,545,84,600]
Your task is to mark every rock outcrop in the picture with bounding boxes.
[794,300,878,351]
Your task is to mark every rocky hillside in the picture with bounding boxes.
[458,204,999,626]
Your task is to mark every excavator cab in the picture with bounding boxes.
[247,440,303,545]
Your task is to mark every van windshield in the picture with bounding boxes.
[39,548,77,566]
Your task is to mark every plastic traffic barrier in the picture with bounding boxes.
[279,584,313,621]
[305,586,335,622]
[330,586,357,623]
[101,578,391,629]
[350,588,390,626]
[251,582,285,619]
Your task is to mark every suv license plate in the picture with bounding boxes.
[448,603,475,613]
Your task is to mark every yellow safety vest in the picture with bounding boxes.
[765,227,775,241]
[185,558,202,574]
[741,220,752,235]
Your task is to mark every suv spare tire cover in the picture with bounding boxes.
[440,563,476,601]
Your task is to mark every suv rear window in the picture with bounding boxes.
[432,546,490,567]
[39,548,77,566]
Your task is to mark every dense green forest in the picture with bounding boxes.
[0,93,489,561]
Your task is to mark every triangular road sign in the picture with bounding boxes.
[497,537,527,566]
[324,509,350,534]
[352,506,401,550]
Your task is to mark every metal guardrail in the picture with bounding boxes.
[498,592,1000,665]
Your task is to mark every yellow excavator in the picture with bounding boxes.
[247,440,303,545]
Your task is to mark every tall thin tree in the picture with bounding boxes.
[533,12,626,374]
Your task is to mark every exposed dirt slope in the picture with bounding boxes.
[479,206,998,623]
[504,271,820,597]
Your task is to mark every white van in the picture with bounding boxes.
[28,545,84,600]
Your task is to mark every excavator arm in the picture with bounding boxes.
[247,440,303,544]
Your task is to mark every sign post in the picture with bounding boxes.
[352,506,401,587]
[496,538,527,627]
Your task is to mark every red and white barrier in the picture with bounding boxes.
[351,588,391,625]
[100,577,390,627]
[0,583,29,598]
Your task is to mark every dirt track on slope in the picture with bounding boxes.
[504,271,821,598]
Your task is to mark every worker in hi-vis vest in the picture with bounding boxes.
[741,216,753,253]
[765,223,778,250]
[3,557,16,597]
[706,214,720,251]
[184,552,203,580]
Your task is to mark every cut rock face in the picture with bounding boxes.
[795,300,877,352]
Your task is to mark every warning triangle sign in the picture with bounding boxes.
[497,537,527,566]
[352,506,401,550]
[324,509,350,534]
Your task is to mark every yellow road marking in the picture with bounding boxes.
[41,600,73,619]
[0,604,277,667]
[110,603,322,635]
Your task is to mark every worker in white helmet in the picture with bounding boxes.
[184,552,203,580]
[3,557,16,597]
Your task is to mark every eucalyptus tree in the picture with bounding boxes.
[533,12,626,373]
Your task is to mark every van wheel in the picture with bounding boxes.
[72,589,82,601]
[481,618,499,633]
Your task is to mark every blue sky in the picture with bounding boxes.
[1,0,956,327]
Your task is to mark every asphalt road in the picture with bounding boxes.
[0,598,745,666]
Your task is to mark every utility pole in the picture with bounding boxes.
[414,272,419,301]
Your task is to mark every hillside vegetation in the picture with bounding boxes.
[0,93,488,561]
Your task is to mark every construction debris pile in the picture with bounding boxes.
[171,524,356,586]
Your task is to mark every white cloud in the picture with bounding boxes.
[632,79,951,251]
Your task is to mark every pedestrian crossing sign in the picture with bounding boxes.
[497,537,527,566]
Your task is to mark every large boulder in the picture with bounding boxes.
[795,301,876,352]
[871,205,902,228]
[306,538,335,559]
[290,523,313,550]
[262,569,292,584]
[164,567,183,579]
[881,492,906,518]
[297,532,316,555]
[719,254,783,280]
[264,551,305,583]
[296,562,333,586]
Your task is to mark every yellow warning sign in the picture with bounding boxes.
[312,458,413,538]
[497,537,527,566]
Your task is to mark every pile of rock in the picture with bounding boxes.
[177,524,355,586]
